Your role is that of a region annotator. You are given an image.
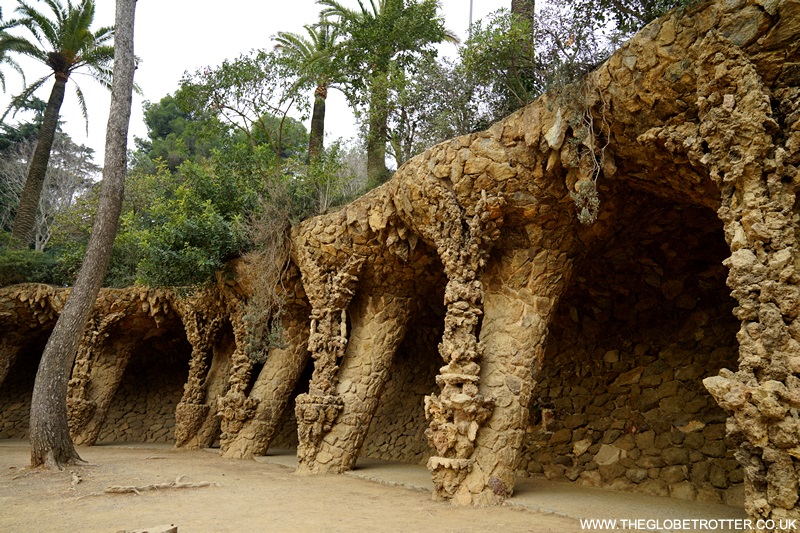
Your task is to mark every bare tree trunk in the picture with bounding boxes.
[511,0,535,21]
[366,72,389,185]
[10,77,67,249]
[508,0,536,108]
[29,0,137,469]
[308,85,327,161]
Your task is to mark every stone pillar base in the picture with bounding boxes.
[174,403,210,448]
[428,456,474,500]
[295,393,343,474]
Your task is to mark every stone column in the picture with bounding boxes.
[311,289,413,473]
[221,302,311,459]
[424,191,506,500]
[695,33,800,528]
[455,245,573,505]
[174,303,229,449]
[217,307,260,450]
[66,312,130,444]
[68,340,135,445]
[295,255,364,474]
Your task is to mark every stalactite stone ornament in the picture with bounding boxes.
[424,192,505,500]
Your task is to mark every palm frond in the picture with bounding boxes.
[72,79,89,133]
[318,0,361,23]
[1,73,51,122]
[16,0,58,48]
[274,31,314,60]
[0,50,27,90]
[0,33,47,63]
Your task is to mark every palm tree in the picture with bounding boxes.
[2,0,113,249]
[275,16,342,161]
[318,0,458,185]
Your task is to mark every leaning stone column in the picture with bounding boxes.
[174,295,228,449]
[696,31,800,529]
[456,245,574,505]
[68,340,135,445]
[221,299,311,459]
[294,255,364,474]
[66,311,132,444]
[217,306,260,450]
[311,288,413,473]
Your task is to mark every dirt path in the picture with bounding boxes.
[0,442,580,532]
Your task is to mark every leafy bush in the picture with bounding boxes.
[0,232,70,286]
[136,195,245,287]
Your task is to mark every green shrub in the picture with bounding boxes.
[136,195,244,287]
[0,243,68,286]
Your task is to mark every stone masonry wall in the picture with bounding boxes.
[270,399,300,449]
[96,343,188,443]
[0,343,43,439]
[520,203,744,504]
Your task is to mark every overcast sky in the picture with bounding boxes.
[0,0,507,167]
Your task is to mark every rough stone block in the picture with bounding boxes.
[663,447,690,465]
[661,465,688,484]
[637,479,669,497]
[594,444,624,466]
[543,464,566,480]
[669,481,698,501]
[625,468,649,483]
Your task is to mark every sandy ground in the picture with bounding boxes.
[0,441,582,533]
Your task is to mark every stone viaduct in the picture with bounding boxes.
[1,0,799,526]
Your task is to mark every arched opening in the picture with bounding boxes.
[0,334,49,438]
[354,257,447,465]
[520,194,743,505]
[359,293,445,465]
[269,356,315,449]
[96,326,191,444]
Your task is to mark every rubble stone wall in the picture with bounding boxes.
[359,318,443,465]
[96,346,188,443]
[520,202,742,504]
[0,341,43,438]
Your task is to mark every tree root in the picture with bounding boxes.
[103,476,219,495]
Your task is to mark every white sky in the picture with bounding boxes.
[0,0,507,167]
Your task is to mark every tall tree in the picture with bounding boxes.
[0,132,97,247]
[181,49,304,173]
[566,0,689,35]
[132,89,224,173]
[0,96,47,151]
[29,0,135,469]
[319,0,456,185]
[275,15,342,161]
[511,0,535,21]
[2,0,113,249]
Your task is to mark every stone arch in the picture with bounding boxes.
[0,285,63,439]
[0,334,50,439]
[518,195,743,504]
[71,312,192,445]
[275,1,800,516]
[65,289,191,445]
